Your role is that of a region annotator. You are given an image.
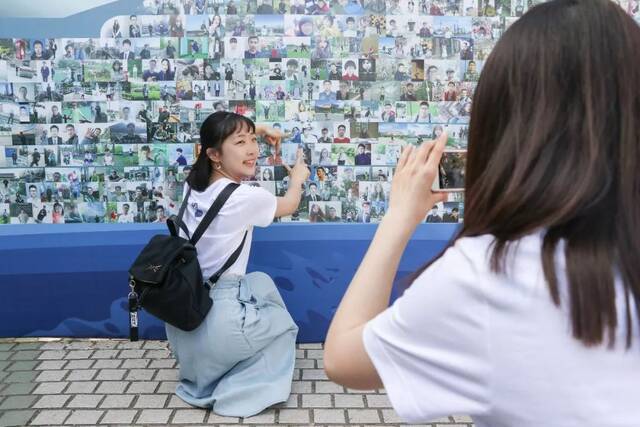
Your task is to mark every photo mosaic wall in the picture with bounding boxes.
[4,0,627,225]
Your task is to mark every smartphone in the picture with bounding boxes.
[433,150,466,192]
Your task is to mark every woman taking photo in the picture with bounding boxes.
[325,0,640,425]
[166,111,309,416]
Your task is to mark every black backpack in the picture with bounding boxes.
[127,183,247,341]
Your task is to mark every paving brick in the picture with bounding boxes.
[366,394,392,408]
[6,360,39,371]
[172,409,206,424]
[206,412,240,424]
[3,371,37,383]
[314,408,346,424]
[33,395,71,408]
[35,360,67,370]
[0,352,11,361]
[95,369,126,381]
[134,394,168,408]
[118,350,145,359]
[95,381,129,394]
[63,409,104,425]
[32,381,68,394]
[0,383,36,395]
[291,381,312,394]
[38,350,66,360]
[65,381,98,394]
[121,358,150,369]
[116,341,144,349]
[298,343,323,349]
[13,343,41,350]
[0,409,35,427]
[65,350,94,359]
[136,409,172,424]
[295,349,305,358]
[40,342,66,350]
[242,409,275,424]
[91,340,118,350]
[145,349,172,359]
[64,360,94,370]
[66,369,97,381]
[306,349,324,359]
[302,393,332,408]
[335,394,365,408]
[0,343,15,351]
[301,369,328,380]
[126,381,159,394]
[348,409,381,423]
[92,359,122,369]
[154,368,178,381]
[99,409,138,424]
[91,350,118,359]
[143,340,168,349]
[148,359,175,369]
[100,394,135,408]
[157,381,178,393]
[167,395,192,408]
[314,381,345,393]
[0,395,38,410]
[29,409,70,425]
[278,409,310,424]
[35,370,68,382]
[294,359,315,368]
[0,361,12,371]
[125,368,155,381]
[381,408,404,423]
[67,394,104,408]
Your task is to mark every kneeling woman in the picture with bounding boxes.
[166,111,309,417]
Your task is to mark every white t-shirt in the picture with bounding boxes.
[363,231,640,427]
[181,178,277,279]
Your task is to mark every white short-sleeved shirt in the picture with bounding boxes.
[363,231,640,427]
[181,178,277,279]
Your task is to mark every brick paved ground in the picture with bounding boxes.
[0,338,474,426]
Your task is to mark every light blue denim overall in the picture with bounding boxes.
[165,271,299,417]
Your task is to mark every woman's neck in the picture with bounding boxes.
[210,169,241,185]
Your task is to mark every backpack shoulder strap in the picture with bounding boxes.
[189,182,240,246]
[205,229,248,287]
[167,187,191,238]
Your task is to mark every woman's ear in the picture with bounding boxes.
[206,147,220,163]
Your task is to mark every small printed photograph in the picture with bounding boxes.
[437,150,466,190]
[442,201,463,223]
[309,201,342,222]
[331,144,356,166]
[9,202,34,224]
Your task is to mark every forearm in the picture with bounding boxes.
[327,212,415,333]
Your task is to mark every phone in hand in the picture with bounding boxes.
[432,150,466,192]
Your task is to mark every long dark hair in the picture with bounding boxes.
[186,111,255,191]
[415,0,640,348]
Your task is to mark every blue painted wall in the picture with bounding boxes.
[0,223,457,342]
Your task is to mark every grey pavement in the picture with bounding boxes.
[0,338,474,426]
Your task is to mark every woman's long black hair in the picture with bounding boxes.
[186,111,255,192]
[413,0,640,348]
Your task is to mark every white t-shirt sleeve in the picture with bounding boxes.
[362,239,492,423]
[227,184,277,228]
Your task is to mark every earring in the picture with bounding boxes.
[214,163,222,170]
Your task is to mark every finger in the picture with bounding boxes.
[425,132,448,171]
[418,140,435,164]
[296,148,305,164]
[397,144,413,171]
